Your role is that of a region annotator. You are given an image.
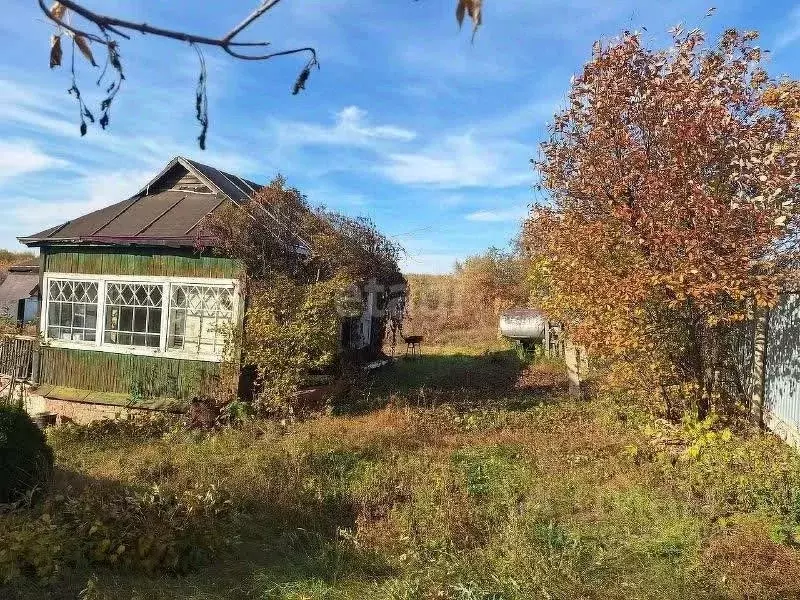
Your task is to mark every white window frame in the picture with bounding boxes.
[41,272,241,363]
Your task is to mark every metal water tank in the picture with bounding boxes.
[499,308,546,341]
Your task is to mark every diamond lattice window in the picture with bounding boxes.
[103,282,163,347]
[46,279,99,342]
[168,284,234,355]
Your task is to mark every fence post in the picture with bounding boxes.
[31,346,40,385]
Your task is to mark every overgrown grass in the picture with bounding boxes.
[4,346,800,599]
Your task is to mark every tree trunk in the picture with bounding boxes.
[750,304,769,429]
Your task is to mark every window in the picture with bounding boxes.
[43,274,237,360]
[46,279,98,341]
[168,284,234,355]
[103,282,163,347]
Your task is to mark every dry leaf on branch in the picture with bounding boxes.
[49,1,66,21]
[47,2,96,67]
[49,34,62,68]
[72,33,97,66]
[456,0,483,41]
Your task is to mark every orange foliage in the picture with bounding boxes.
[525,28,800,416]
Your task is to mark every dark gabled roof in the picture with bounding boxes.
[0,268,39,315]
[18,156,309,251]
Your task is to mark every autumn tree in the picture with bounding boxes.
[525,27,800,418]
[455,247,529,322]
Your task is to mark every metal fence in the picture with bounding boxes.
[0,335,37,381]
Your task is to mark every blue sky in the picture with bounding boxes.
[1,0,799,272]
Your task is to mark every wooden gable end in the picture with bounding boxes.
[148,163,213,195]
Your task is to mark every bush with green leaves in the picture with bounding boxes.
[241,273,347,415]
[0,405,53,503]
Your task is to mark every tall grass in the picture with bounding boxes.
[4,350,800,599]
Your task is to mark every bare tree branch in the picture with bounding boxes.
[39,0,319,148]
[39,0,311,58]
[222,0,284,44]
[38,0,481,148]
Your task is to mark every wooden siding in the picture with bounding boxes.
[39,347,219,400]
[151,164,211,194]
[43,247,241,279]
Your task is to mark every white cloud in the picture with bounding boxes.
[775,5,800,51]
[0,82,77,138]
[465,208,528,222]
[12,168,154,235]
[379,133,532,188]
[276,106,416,148]
[0,140,67,182]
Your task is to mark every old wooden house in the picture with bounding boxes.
[17,156,401,422]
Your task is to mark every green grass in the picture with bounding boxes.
[4,345,800,599]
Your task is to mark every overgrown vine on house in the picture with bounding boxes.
[200,175,404,415]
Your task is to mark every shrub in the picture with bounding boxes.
[241,273,346,415]
[47,413,180,446]
[0,405,53,503]
[0,512,67,584]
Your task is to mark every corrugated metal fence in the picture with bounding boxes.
[763,293,800,443]
[0,335,37,381]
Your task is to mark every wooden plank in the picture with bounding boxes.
[37,346,221,399]
[43,248,238,279]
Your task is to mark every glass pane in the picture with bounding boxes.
[59,303,73,327]
[48,326,59,339]
[120,307,134,332]
[73,304,86,327]
[148,308,162,333]
[85,329,96,342]
[86,305,97,330]
[107,284,120,304]
[48,302,59,326]
[106,306,119,330]
[133,307,147,333]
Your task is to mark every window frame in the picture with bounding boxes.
[41,272,240,363]
[44,278,100,343]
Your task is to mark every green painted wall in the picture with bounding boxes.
[43,247,241,279]
[39,246,240,402]
[39,347,219,400]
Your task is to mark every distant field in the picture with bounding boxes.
[6,344,800,600]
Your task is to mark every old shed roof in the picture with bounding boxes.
[18,157,308,250]
[0,264,39,317]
